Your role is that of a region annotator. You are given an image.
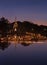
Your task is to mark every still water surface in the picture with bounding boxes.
[0,41,47,65]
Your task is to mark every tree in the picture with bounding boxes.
[0,17,10,37]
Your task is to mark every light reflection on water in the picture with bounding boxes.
[0,40,47,65]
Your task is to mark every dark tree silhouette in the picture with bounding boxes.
[0,17,10,37]
[21,42,31,46]
[0,17,47,38]
[0,41,10,50]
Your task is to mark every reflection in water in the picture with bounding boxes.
[0,40,45,51]
[0,40,32,50]
[0,35,47,50]
[21,43,30,46]
[21,42,32,46]
[0,36,47,65]
[0,41,10,50]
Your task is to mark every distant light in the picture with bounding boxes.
[32,28,34,31]
[14,36,16,38]
[44,28,46,31]
[8,37,10,39]
[14,28,17,31]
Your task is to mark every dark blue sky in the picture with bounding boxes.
[0,0,47,25]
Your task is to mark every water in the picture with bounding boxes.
[0,41,47,65]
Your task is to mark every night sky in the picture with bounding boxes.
[0,0,47,25]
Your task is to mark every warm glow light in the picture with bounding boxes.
[14,28,17,31]
[14,36,17,38]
